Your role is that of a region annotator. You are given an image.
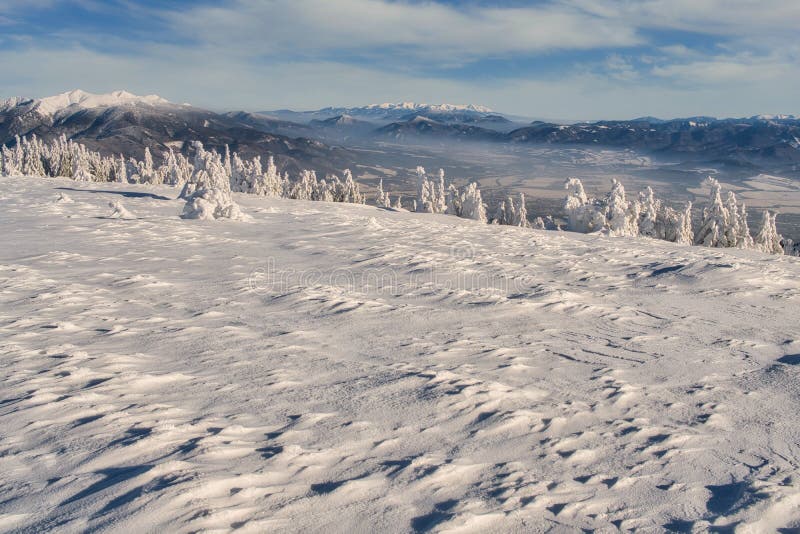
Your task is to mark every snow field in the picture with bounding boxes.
[1,176,800,532]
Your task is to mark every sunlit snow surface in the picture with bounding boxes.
[1,176,800,532]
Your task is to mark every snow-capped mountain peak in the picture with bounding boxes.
[752,114,797,120]
[33,89,170,116]
[364,102,493,113]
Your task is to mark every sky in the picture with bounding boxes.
[0,0,798,120]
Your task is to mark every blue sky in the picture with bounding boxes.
[1,0,798,120]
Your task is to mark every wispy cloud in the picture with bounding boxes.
[1,0,798,118]
[161,0,642,62]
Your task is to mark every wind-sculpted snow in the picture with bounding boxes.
[1,176,800,532]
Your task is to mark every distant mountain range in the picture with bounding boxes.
[2,90,800,176]
[262,102,511,128]
[0,90,355,176]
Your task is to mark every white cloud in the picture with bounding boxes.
[2,0,800,119]
[569,0,800,37]
[1,43,798,120]
[652,58,785,84]
[161,0,641,61]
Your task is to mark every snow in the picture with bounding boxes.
[752,114,797,120]
[33,89,170,116]
[364,102,493,113]
[2,176,800,531]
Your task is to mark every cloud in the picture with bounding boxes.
[2,42,798,120]
[1,0,799,118]
[651,57,788,85]
[162,0,642,62]
[569,0,800,37]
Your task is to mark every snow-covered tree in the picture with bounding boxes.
[115,154,128,184]
[338,169,366,204]
[460,182,487,222]
[754,210,783,254]
[375,179,391,208]
[250,155,282,197]
[434,169,447,214]
[491,199,507,225]
[563,178,604,233]
[416,166,433,213]
[605,179,638,236]
[181,141,244,220]
[22,135,45,177]
[638,187,660,238]
[659,202,693,245]
[491,194,529,227]
[72,146,93,182]
[514,193,530,228]
[695,178,732,247]
[445,183,462,216]
[1,144,20,176]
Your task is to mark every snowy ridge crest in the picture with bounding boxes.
[364,102,493,113]
[33,89,170,116]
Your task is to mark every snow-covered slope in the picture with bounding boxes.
[2,176,800,532]
[363,102,493,113]
[34,89,170,116]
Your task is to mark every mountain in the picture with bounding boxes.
[263,101,502,125]
[0,89,170,118]
[0,90,355,176]
[507,117,800,166]
[366,112,800,169]
[309,113,376,133]
[3,173,800,531]
[376,115,505,142]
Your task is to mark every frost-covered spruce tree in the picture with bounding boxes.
[180,142,211,198]
[491,195,525,226]
[460,182,487,222]
[49,135,73,178]
[414,166,444,213]
[491,199,506,225]
[416,166,433,213]
[394,195,404,210]
[695,178,732,247]
[638,186,661,238]
[13,136,23,172]
[513,193,530,227]
[223,145,232,179]
[290,169,316,200]
[661,202,694,245]
[605,179,639,236]
[563,178,604,233]
[340,170,365,203]
[1,144,20,176]
[22,135,46,177]
[258,156,283,197]
[161,148,192,186]
[754,211,783,254]
[72,145,94,181]
[181,141,243,220]
[676,202,694,245]
[730,196,754,249]
[445,183,462,216]
[375,179,391,208]
[316,178,334,202]
[114,154,128,183]
[434,169,447,214]
[138,147,157,184]
[230,152,247,192]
